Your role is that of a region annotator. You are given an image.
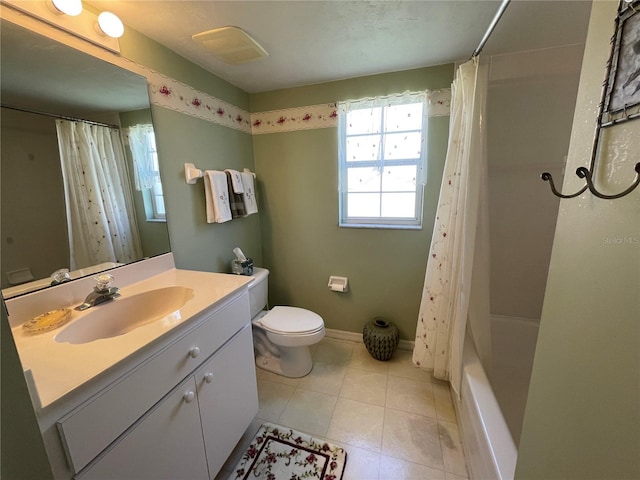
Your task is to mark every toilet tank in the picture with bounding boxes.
[247,267,269,318]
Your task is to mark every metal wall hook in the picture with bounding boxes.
[541,1,640,202]
[541,171,588,199]
[576,162,640,199]
[542,163,640,200]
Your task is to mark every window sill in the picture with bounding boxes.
[145,218,167,223]
[339,222,422,230]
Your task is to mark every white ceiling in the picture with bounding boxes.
[87,0,594,94]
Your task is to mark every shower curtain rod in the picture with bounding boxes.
[1,104,119,129]
[471,0,511,58]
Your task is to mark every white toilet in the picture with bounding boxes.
[248,267,325,378]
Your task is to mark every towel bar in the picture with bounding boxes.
[184,163,256,185]
[184,163,203,184]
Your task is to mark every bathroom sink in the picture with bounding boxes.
[55,286,195,344]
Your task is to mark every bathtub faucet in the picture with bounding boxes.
[75,274,120,311]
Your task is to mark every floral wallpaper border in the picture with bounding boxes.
[128,61,451,136]
[10,12,450,137]
[249,89,452,135]
[147,77,253,134]
[52,40,451,136]
[250,103,339,135]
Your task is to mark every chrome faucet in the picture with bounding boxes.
[75,274,120,311]
[50,268,71,286]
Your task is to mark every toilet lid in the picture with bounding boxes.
[260,306,324,334]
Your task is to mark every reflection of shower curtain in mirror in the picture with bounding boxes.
[55,120,142,270]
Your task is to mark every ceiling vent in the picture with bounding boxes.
[192,26,268,64]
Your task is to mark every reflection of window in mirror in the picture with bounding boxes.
[129,124,166,222]
[146,131,166,220]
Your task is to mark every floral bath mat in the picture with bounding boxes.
[229,423,347,480]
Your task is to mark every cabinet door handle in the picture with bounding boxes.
[188,346,200,358]
[183,391,195,403]
[204,372,214,384]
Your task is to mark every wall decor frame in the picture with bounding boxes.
[601,0,640,127]
[541,0,640,200]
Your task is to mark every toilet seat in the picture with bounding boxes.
[258,306,324,335]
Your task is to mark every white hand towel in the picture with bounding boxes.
[204,170,232,223]
[224,169,244,194]
[240,171,258,215]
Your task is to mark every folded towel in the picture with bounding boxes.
[240,171,258,215]
[224,169,244,194]
[226,171,247,218]
[204,170,232,223]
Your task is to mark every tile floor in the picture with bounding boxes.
[217,338,468,480]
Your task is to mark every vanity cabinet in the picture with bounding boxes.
[197,324,259,476]
[54,291,258,480]
[75,376,210,480]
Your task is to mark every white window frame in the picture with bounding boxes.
[129,124,166,222]
[338,92,428,229]
[145,132,166,221]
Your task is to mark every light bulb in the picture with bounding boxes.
[49,0,83,16]
[97,11,124,38]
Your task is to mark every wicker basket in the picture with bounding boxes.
[362,318,399,361]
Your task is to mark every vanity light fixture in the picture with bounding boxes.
[47,0,83,16]
[96,11,124,38]
[3,0,121,53]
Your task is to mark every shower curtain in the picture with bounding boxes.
[56,119,142,270]
[413,58,490,396]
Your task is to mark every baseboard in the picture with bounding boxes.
[324,328,415,351]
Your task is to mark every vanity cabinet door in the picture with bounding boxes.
[77,376,209,480]
[196,324,259,478]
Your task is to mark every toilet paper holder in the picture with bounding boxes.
[328,276,348,292]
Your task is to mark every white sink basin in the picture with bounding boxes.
[55,286,195,344]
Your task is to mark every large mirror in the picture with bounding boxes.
[1,18,171,298]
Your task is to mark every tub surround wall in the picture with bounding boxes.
[485,44,584,448]
[250,64,454,340]
[516,2,640,478]
[487,44,584,321]
[489,315,539,447]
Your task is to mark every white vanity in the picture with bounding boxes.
[5,254,258,480]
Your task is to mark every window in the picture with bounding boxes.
[128,124,166,221]
[338,92,427,229]
[145,132,166,220]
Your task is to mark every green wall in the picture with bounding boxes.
[119,27,249,109]
[250,65,454,340]
[152,108,262,272]
[1,298,54,479]
[118,29,261,273]
[515,1,640,478]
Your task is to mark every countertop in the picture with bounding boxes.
[9,268,253,409]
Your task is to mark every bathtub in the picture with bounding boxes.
[455,333,517,480]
